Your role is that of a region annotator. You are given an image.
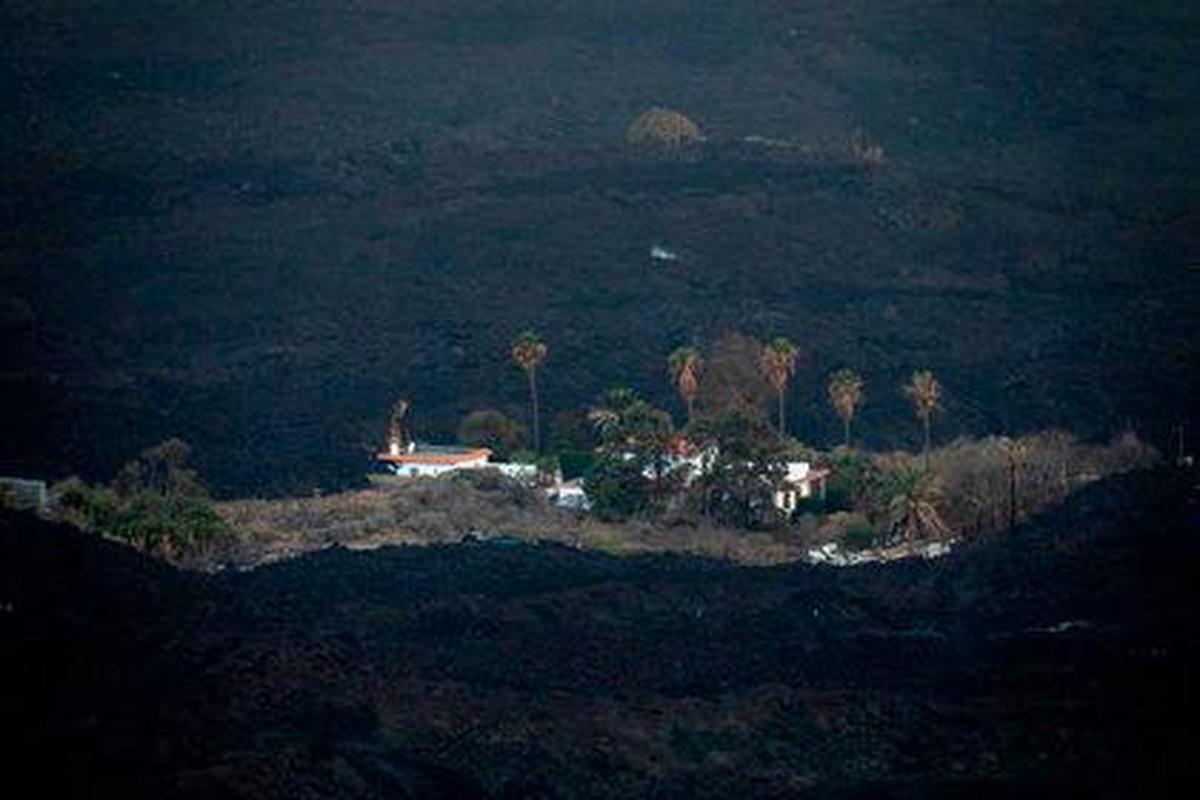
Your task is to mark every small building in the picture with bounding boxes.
[547,478,591,511]
[774,462,831,515]
[377,442,494,478]
[0,477,48,513]
[375,441,544,485]
[635,438,829,515]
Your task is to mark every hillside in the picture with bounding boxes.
[2,468,1197,797]
[2,1,1197,494]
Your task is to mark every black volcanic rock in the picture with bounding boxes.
[2,469,1197,797]
[1,1,1197,494]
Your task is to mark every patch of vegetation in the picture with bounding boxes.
[458,408,528,460]
[626,107,702,146]
[53,439,235,562]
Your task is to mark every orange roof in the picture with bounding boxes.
[377,448,492,465]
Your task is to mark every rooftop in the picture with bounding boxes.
[377,444,492,465]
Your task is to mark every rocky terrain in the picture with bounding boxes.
[3,468,1197,797]
[2,1,1198,495]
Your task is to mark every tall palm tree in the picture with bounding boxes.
[827,368,865,447]
[667,346,703,422]
[903,369,942,464]
[758,337,799,437]
[511,330,548,452]
[997,436,1028,531]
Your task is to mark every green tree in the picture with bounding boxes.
[511,330,548,452]
[53,477,120,533]
[884,468,950,544]
[695,332,773,420]
[111,492,230,558]
[457,409,528,460]
[587,387,639,445]
[53,439,233,560]
[827,368,865,447]
[584,456,652,521]
[113,437,207,499]
[824,448,883,513]
[588,388,678,505]
[667,346,703,422]
[690,410,788,529]
[759,337,800,437]
[590,388,673,457]
[585,387,687,514]
[903,369,943,464]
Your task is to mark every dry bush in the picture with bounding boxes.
[626,107,702,146]
[923,430,1159,539]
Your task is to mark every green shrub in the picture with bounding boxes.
[53,477,121,533]
[109,493,233,556]
[52,440,234,560]
[458,409,528,460]
[839,519,879,552]
[584,456,650,522]
[793,494,825,515]
[824,448,882,513]
[556,449,595,481]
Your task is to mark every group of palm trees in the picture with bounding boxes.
[665,341,944,457]
[512,329,944,457]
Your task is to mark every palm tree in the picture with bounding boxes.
[903,369,942,464]
[997,436,1028,531]
[511,330,548,452]
[586,388,630,444]
[667,346,703,422]
[758,337,799,437]
[827,368,865,447]
[385,397,410,454]
[886,468,950,544]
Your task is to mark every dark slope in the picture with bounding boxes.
[2,1,1198,494]
[2,469,1197,797]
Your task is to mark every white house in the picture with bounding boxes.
[632,438,829,515]
[377,442,494,478]
[375,441,544,484]
[774,461,831,515]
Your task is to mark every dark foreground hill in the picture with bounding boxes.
[2,1,1198,494]
[2,468,1198,798]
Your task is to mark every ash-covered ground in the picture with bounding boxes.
[3,468,1197,798]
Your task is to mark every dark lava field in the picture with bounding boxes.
[3,469,1198,797]
[2,1,1198,495]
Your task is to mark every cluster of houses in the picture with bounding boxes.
[374,413,829,515]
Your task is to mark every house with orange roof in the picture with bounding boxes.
[377,441,494,478]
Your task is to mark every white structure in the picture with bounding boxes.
[375,442,545,485]
[547,479,591,510]
[377,443,494,478]
[633,440,829,515]
[774,461,830,515]
[492,462,540,483]
[0,477,48,513]
[650,244,679,261]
